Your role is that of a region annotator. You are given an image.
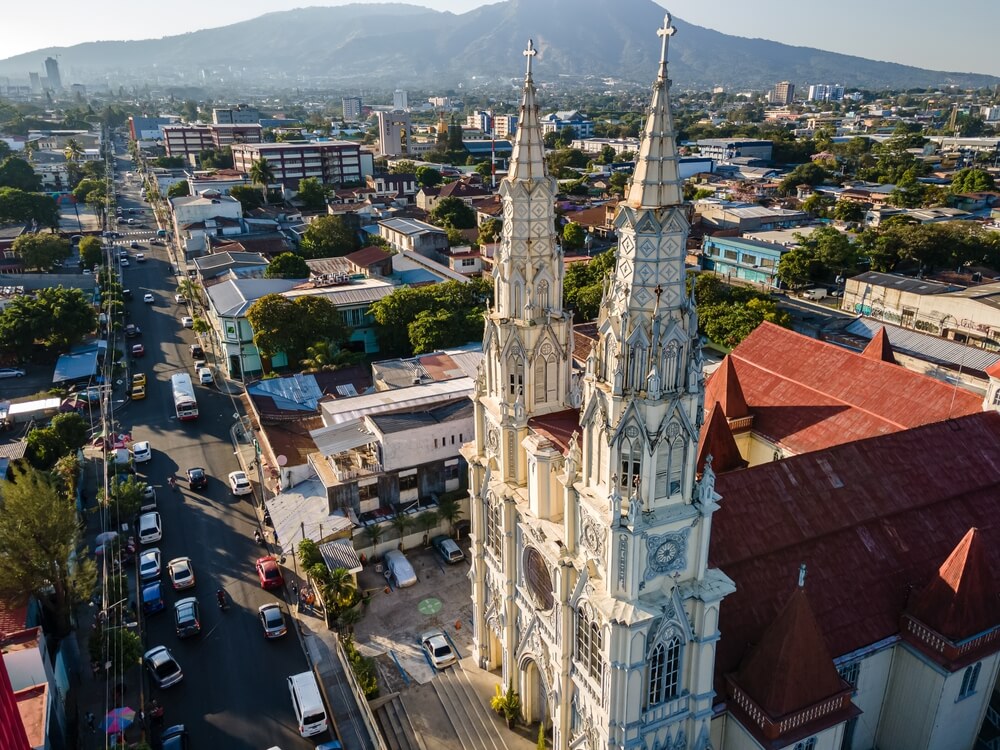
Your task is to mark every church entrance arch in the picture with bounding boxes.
[520,656,549,726]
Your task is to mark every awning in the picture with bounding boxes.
[318,539,363,575]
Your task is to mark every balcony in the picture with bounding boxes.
[331,443,383,482]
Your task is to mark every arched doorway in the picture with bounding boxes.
[521,657,548,726]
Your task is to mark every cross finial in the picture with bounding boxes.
[524,39,537,77]
[657,13,676,73]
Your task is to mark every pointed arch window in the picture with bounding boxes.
[511,281,523,319]
[620,428,642,492]
[536,280,550,314]
[507,354,524,398]
[664,341,681,391]
[647,636,682,706]
[628,343,648,392]
[533,343,558,404]
[575,605,604,681]
[485,495,502,558]
[959,661,982,699]
[654,425,685,499]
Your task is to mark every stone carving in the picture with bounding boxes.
[581,514,606,558]
[644,529,690,580]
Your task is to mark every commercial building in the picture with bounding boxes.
[377,217,449,258]
[342,96,362,121]
[230,141,365,188]
[695,138,773,163]
[700,235,789,288]
[168,193,245,255]
[767,81,794,106]
[570,137,640,156]
[211,105,260,124]
[209,124,264,148]
[493,114,519,139]
[43,57,61,91]
[375,110,411,157]
[162,124,263,157]
[808,83,845,102]
[539,109,594,138]
[695,199,809,231]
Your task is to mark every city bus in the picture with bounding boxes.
[170,373,199,421]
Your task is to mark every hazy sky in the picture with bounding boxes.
[6,0,1000,76]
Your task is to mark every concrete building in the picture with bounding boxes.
[808,83,845,102]
[695,199,809,231]
[209,124,263,148]
[540,110,594,138]
[128,115,178,141]
[700,235,789,288]
[767,81,794,106]
[493,114,519,139]
[571,137,640,156]
[43,57,60,91]
[211,105,260,124]
[393,89,409,111]
[376,110,411,157]
[342,96,363,121]
[162,124,215,158]
[377,217,449,258]
[169,193,244,256]
[695,138,773,163]
[230,141,365,188]
[186,169,250,197]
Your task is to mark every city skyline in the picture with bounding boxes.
[4,0,1000,79]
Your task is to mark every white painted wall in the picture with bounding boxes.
[843,647,894,750]
[877,645,944,750]
[928,653,999,750]
[373,415,474,473]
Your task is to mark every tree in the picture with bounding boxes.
[0,157,41,191]
[563,248,616,321]
[95,626,143,676]
[323,567,358,611]
[299,215,360,259]
[72,178,103,205]
[296,177,327,211]
[265,252,310,279]
[249,158,275,205]
[167,180,190,198]
[33,286,97,349]
[0,466,97,636]
[776,246,821,288]
[778,162,829,195]
[416,510,439,546]
[78,236,103,269]
[430,196,476,229]
[415,165,443,188]
[700,297,792,348]
[363,524,384,558]
[176,278,200,303]
[435,495,463,539]
[230,185,263,211]
[798,226,858,272]
[104,475,147,522]
[950,168,995,194]
[832,200,867,223]
[246,294,349,366]
[562,221,585,252]
[478,217,501,247]
[390,512,412,548]
[554,125,578,148]
[546,148,589,178]
[63,138,84,165]
[389,160,416,175]
[300,338,362,372]
[26,412,88,470]
[12,233,71,271]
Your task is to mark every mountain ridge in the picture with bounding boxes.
[0,0,995,91]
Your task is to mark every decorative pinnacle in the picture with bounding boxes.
[657,13,677,78]
[524,39,537,78]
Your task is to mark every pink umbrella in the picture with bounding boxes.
[101,706,136,734]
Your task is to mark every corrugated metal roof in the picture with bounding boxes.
[849,271,958,295]
[319,539,363,575]
[206,278,299,317]
[379,217,444,236]
[319,378,474,426]
[368,399,473,434]
[263,478,354,556]
[248,373,325,412]
[309,422,375,457]
[846,318,1000,374]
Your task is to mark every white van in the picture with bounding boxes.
[287,671,327,737]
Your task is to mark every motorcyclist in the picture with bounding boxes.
[254,529,263,545]
[216,589,226,608]
[167,476,176,490]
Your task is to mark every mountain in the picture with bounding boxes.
[0,0,996,91]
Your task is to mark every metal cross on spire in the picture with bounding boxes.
[657,13,676,77]
[524,39,537,78]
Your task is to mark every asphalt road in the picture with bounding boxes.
[110,149,314,749]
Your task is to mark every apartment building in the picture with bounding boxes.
[162,123,263,157]
[493,114,518,138]
[767,81,795,106]
[808,83,846,102]
[230,141,364,188]
[342,96,363,120]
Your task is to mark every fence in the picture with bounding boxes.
[330,633,389,750]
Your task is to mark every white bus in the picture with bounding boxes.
[170,373,199,421]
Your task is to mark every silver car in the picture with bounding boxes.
[144,646,183,688]
[384,549,417,588]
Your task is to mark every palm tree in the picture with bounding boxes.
[176,278,200,303]
[64,138,84,164]
[249,157,275,206]
[300,339,363,373]
[390,512,412,549]
[436,495,463,539]
[323,567,358,610]
[416,510,439,547]
[362,523,383,559]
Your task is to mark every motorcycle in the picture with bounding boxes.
[216,589,227,610]
[254,529,264,546]
[167,476,177,491]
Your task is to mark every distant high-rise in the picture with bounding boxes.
[28,72,40,94]
[43,57,61,91]
[393,89,409,111]
[808,83,844,102]
[342,96,363,121]
[376,110,411,157]
[768,81,794,106]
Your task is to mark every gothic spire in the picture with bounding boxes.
[626,14,684,209]
[507,39,546,183]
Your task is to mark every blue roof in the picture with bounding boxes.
[53,341,106,383]
[463,140,512,155]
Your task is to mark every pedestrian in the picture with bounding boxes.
[91,661,100,680]
[85,711,96,732]
[291,581,298,601]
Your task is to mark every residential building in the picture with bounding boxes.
[466,111,494,133]
[700,235,788,288]
[767,81,795,106]
[365,173,418,204]
[416,177,493,212]
[808,83,845,102]
[186,168,250,196]
[342,97,362,121]
[393,90,409,111]
[376,110,411,157]
[571,137,640,156]
[211,105,260,124]
[981,105,1000,122]
[343,246,393,278]
[168,193,244,256]
[493,114,519,139]
[378,217,449,258]
[444,247,483,276]
[540,110,594,138]
[695,199,809,231]
[191,251,269,284]
[695,138,773,163]
[230,141,365,188]
[162,124,215,158]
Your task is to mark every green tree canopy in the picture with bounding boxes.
[562,247,616,322]
[778,162,829,195]
[546,148,589,178]
[950,168,996,194]
[296,177,328,211]
[477,217,501,246]
[167,180,190,198]
[390,160,416,175]
[230,185,263,211]
[562,221,585,251]
[265,252,311,279]
[78,236,103,269]
[72,178,103,204]
[299,215,360,259]
[415,165,443,188]
[0,285,96,357]
[0,188,60,228]
[26,412,88,469]
[249,158,276,204]
[12,233,71,271]
[0,157,41,191]
[0,466,96,636]
[246,293,349,366]
[429,196,476,229]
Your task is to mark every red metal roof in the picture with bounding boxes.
[0,653,30,750]
[710,411,1000,697]
[697,402,747,475]
[908,528,1000,642]
[861,326,897,365]
[704,322,982,455]
[528,409,581,454]
[713,356,749,419]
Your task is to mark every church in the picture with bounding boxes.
[463,16,1000,750]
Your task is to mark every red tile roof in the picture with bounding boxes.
[732,587,847,719]
[345,245,392,268]
[908,528,1000,642]
[710,411,1000,697]
[697,402,747,475]
[862,326,897,365]
[986,360,1000,379]
[0,602,29,643]
[704,322,982,455]
[528,409,581,454]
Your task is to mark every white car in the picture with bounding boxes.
[421,629,458,670]
[139,548,161,581]
[143,293,155,304]
[138,512,162,544]
[132,440,152,463]
[181,316,193,328]
[228,471,252,496]
[197,367,213,385]
[174,294,185,304]
[0,368,25,378]
[167,557,196,590]
[120,258,130,267]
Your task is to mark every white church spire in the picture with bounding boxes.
[626,14,684,209]
[507,39,546,183]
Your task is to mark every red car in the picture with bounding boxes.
[255,556,284,590]
[131,343,145,357]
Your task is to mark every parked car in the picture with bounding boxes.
[139,548,161,581]
[120,258,130,267]
[421,629,457,669]
[138,511,162,544]
[384,549,417,588]
[143,293,155,304]
[185,467,208,490]
[167,557,196,590]
[135,252,145,262]
[0,368,25,378]
[140,484,156,512]
[181,316,193,328]
[228,471,252,496]
[258,603,288,639]
[255,556,284,590]
[124,323,140,338]
[189,344,204,359]
[142,581,165,615]
[197,367,213,385]
[174,294,185,304]
[143,646,183,688]
[432,535,465,565]
[131,384,146,400]
[173,598,201,639]
[160,725,190,750]
[132,440,152,463]
[132,373,146,387]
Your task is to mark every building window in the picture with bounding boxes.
[654,434,684,499]
[959,662,982,700]
[794,740,816,750]
[647,637,681,706]
[620,434,642,492]
[575,606,604,681]
[760,257,775,268]
[742,253,758,266]
[445,464,460,481]
[724,249,738,261]
[399,473,417,492]
[534,349,558,404]
[461,258,477,267]
[486,496,502,556]
[992,388,1000,407]
[508,356,524,398]
[434,439,438,448]
[358,483,377,501]
[838,661,860,691]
